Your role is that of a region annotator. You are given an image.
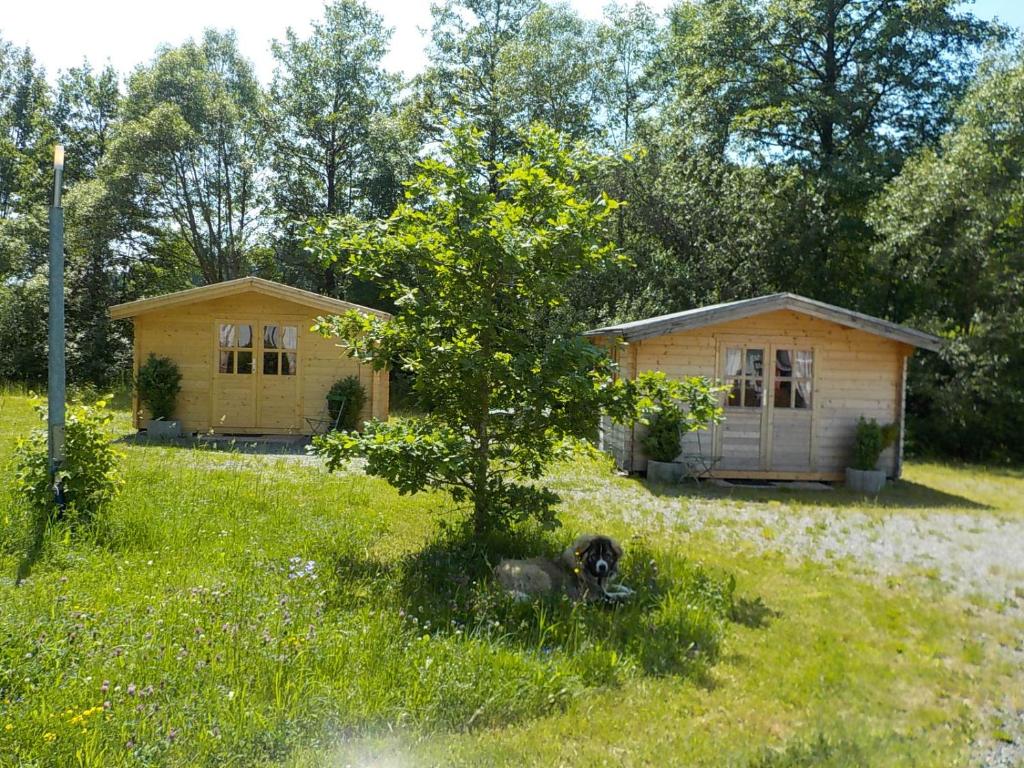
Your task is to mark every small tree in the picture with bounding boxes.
[136,353,182,420]
[310,123,723,533]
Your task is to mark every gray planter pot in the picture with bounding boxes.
[145,419,182,439]
[845,467,886,494]
[647,459,685,484]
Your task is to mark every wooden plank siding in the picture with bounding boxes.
[592,309,913,480]
[128,290,381,435]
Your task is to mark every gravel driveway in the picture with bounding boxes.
[560,475,1024,767]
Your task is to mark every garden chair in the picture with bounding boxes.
[680,429,722,483]
[305,396,346,435]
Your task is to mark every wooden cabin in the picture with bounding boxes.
[585,293,942,481]
[110,277,389,435]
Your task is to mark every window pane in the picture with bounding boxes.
[744,379,762,407]
[236,351,253,374]
[794,350,813,379]
[238,324,253,348]
[774,379,792,408]
[263,352,279,375]
[219,351,234,374]
[795,381,812,409]
[725,348,742,377]
[728,378,742,406]
[775,349,792,378]
[745,348,763,377]
[281,352,297,375]
[219,324,234,348]
[264,325,279,349]
[282,326,297,350]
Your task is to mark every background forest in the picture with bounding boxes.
[1,0,1021,462]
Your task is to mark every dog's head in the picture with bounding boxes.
[572,535,623,584]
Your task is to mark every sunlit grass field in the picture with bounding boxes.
[1,389,1021,767]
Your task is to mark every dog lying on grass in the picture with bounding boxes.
[494,534,635,604]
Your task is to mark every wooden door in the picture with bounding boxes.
[717,344,767,471]
[256,321,300,431]
[212,321,256,430]
[768,347,814,471]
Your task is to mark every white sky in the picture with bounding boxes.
[2,0,1019,84]
[0,0,674,83]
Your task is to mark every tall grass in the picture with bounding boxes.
[0,395,733,766]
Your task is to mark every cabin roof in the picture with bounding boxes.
[109,277,391,320]
[584,292,942,351]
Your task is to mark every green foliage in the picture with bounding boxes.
[10,396,124,524]
[642,409,684,463]
[269,0,409,298]
[871,52,1024,462]
[311,123,723,532]
[852,417,897,472]
[326,375,366,430]
[108,29,267,283]
[0,271,49,383]
[636,373,726,463]
[135,353,182,420]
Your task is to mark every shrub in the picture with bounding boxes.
[326,375,367,431]
[11,396,124,525]
[852,417,898,471]
[136,353,182,420]
[641,408,684,462]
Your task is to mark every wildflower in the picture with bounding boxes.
[43,732,56,742]
[4,723,12,732]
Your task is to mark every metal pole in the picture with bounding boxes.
[48,145,66,492]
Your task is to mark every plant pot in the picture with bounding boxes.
[145,419,182,439]
[845,467,886,494]
[647,459,685,484]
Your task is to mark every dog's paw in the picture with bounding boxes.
[602,584,635,603]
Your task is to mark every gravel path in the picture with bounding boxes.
[562,480,1024,607]
[561,476,1024,767]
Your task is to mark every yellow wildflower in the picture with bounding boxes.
[43,732,56,743]
[4,723,12,732]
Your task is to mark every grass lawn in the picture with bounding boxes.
[1,389,1021,767]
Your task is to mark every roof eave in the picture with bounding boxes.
[109,277,390,320]
[583,293,943,351]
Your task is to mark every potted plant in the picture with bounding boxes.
[326,375,367,431]
[136,353,183,438]
[642,408,686,484]
[845,417,898,493]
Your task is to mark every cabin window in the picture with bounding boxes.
[725,346,763,408]
[262,325,297,376]
[774,349,813,409]
[218,323,253,374]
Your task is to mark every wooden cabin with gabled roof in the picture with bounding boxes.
[110,277,389,435]
[585,293,942,481]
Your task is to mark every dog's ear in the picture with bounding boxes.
[609,537,623,560]
[571,534,597,557]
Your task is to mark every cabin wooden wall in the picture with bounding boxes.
[131,290,386,434]
[596,309,911,479]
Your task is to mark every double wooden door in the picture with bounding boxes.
[715,342,815,473]
[211,319,301,432]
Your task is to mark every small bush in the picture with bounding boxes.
[852,417,898,471]
[327,375,367,431]
[641,409,684,462]
[11,396,125,525]
[136,353,182,420]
